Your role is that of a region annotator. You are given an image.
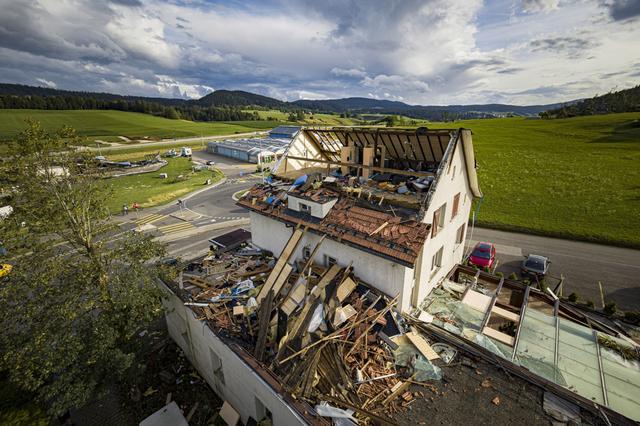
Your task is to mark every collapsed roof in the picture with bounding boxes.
[278,127,482,198]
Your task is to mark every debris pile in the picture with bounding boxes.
[173,227,455,424]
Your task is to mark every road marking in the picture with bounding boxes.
[134,213,165,225]
[158,222,195,234]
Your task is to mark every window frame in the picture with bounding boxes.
[431,203,447,237]
[431,246,444,273]
[451,193,460,219]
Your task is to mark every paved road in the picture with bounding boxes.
[467,227,640,311]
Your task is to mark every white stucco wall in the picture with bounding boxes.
[249,212,414,311]
[160,284,307,426]
[415,139,474,305]
[287,195,338,219]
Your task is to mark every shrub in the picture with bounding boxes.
[496,271,504,278]
[604,302,617,315]
[586,300,595,308]
[568,292,579,303]
[538,279,548,292]
[508,272,518,280]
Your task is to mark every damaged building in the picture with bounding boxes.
[159,127,640,425]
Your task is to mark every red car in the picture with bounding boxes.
[468,242,496,269]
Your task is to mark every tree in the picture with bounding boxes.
[0,121,169,415]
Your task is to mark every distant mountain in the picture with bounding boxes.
[542,85,640,118]
[0,82,580,121]
[192,89,285,108]
[292,97,568,119]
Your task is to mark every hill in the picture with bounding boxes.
[193,90,286,108]
[292,97,567,120]
[543,85,640,118]
[1,82,573,122]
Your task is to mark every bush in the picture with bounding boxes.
[538,279,548,292]
[496,271,504,278]
[586,300,595,308]
[508,272,518,280]
[604,302,617,315]
[568,292,579,303]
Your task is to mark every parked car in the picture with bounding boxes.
[206,160,216,166]
[521,254,550,278]
[468,242,496,269]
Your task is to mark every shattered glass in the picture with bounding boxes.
[393,336,443,381]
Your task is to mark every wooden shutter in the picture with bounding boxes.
[432,209,440,237]
[452,193,460,219]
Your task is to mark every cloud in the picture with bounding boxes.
[601,0,640,21]
[36,78,56,88]
[529,35,600,58]
[521,0,559,13]
[330,67,367,78]
[0,0,636,104]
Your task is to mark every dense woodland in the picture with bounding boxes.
[0,93,260,121]
[542,85,640,118]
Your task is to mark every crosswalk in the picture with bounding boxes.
[134,213,165,226]
[213,216,245,221]
[157,222,195,235]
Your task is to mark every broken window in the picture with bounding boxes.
[456,224,466,244]
[324,254,337,267]
[302,246,311,260]
[300,203,311,214]
[431,246,443,272]
[431,203,446,237]
[452,193,460,219]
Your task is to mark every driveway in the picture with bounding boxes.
[467,227,640,311]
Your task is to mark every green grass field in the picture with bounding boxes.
[0,109,281,143]
[426,113,640,247]
[243,109,358,126]
[104,157,223,212]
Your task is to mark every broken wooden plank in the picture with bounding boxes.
[256,227,305,303]
[482,326,515,346]
[254,290,274,362]
[491,305,520,323]
[336,277,357,303]
[406,330,439,361]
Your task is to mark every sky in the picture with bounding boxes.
[0,0,638,105]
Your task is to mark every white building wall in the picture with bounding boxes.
[249,212,414,311]
[287,195,338,219]
[415,140,475,306]
[277,132,325,172]
[160,284,308,426]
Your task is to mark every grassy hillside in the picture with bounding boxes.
[242,109,358,126]
[0,109,281,143]
[427,113,640,247]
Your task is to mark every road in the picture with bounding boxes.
[86,130,269,151]
[467,227,640,311]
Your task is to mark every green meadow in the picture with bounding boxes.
[428,113,640,247]
[0,109,281,144]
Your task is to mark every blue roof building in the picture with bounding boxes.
[268,126,300,139]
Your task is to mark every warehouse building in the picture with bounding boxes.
[268,126,300,139]
[207,138,290,165]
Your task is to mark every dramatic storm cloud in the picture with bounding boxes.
[0,0,638,104]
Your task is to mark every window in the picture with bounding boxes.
[431,203,446,237]
[255,397,273,423]
[431,246,443,272]
[299,202,311,214]
[456,223,466,244]
[302,246,311,260]
[324,254,337,267]
[209,348,225,385]
[451,165,456,179]
[451,193,460,219]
